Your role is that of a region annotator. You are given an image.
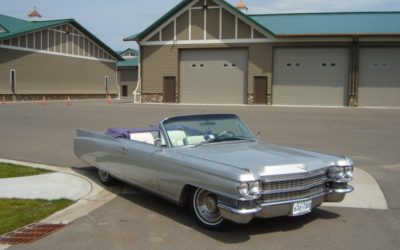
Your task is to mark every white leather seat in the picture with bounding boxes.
[183,135,206,145]
[167,130,187,146]
[130,132,155,144]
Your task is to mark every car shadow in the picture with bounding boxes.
[70,166,125,195]
[118,188,340,243]
[71,166,340,244]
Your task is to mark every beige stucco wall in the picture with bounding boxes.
[0,47,117,94]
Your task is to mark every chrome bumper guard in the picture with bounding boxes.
[218,185,353,224]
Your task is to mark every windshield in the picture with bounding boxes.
[161,114,255,147]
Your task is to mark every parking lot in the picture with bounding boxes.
[1,101,400,249]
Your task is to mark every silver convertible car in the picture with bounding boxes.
[74,114,353,229]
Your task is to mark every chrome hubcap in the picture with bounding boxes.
[194,189,222,225]
[98,169,109,181]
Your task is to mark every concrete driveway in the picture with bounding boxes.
[1,101,399,249]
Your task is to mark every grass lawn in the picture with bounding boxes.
[0,163,51,178]
[0,198,73,235]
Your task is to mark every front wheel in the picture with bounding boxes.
[190,188,226,230]
[97,168,117,186]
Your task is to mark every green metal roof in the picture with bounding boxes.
[124,0,400,41]
[116,48,139,56]
[0,14,122,60]
[124,0,273,41]
[117,57,138,67]
[249,12,400,36]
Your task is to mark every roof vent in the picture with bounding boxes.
[235,0,248,14]
[28,7,42,21]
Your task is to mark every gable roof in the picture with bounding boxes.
[0,14,122,60]
[117,48,139,56]
[117,57,138,67]
[124,0,273,41]
[124,0,400,41]
[249,12,400,36]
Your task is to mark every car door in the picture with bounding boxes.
[119,140,163,192]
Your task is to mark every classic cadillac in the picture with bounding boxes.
[74,114,353,229]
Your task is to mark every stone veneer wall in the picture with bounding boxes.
[0,94,117,102]
[247,94,254,105]
[141,93,163,103]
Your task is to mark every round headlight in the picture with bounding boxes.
[250,181,260,195]
[237,182,249,195]
[336,167,345,178]
[345,165,353,177]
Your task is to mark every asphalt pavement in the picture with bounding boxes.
[0,100,399,249]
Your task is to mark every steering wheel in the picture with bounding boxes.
[217,130,235,139]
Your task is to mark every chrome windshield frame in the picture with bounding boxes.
[159,114,256,148]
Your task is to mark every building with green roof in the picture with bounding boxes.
[124,0,400,107]
[0,11,122,100]
[116,49,139,99]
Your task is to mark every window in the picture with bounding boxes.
[105,76,109,93]
[191,64,197,68]
[10,70,16,94]
[222,63,228,68]
[0,26,5,33]
[372,62,389,69]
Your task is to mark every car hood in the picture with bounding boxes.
[174,141,343,178]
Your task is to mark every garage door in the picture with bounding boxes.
[273,48,350,106]
[180,49,247,104]
[358,48,400,107]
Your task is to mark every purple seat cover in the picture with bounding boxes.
[105,127,159,139]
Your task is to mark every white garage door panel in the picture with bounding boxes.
[359,48,400,107]
[273,48,350,106]
[180,49,247,104]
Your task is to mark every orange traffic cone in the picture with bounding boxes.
[1,96,6,105]
[66,96,72,106]
[106,95,112,104]
[41,96,47,105]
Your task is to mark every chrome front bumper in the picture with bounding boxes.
[218,185,354,224]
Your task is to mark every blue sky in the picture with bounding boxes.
[2,0,400,51]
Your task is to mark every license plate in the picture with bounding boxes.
[291,200,312,216]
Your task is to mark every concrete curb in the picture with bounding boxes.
[0,158,117,224]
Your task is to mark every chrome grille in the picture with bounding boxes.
[262,186,325,203]
[262,174,327,192]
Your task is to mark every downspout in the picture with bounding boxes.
[350,36,359,107]
[133,41,142,103]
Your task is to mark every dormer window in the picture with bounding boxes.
[121,50,138,59]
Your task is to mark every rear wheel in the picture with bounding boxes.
[97,168,117,186]
[190,188,226,230]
